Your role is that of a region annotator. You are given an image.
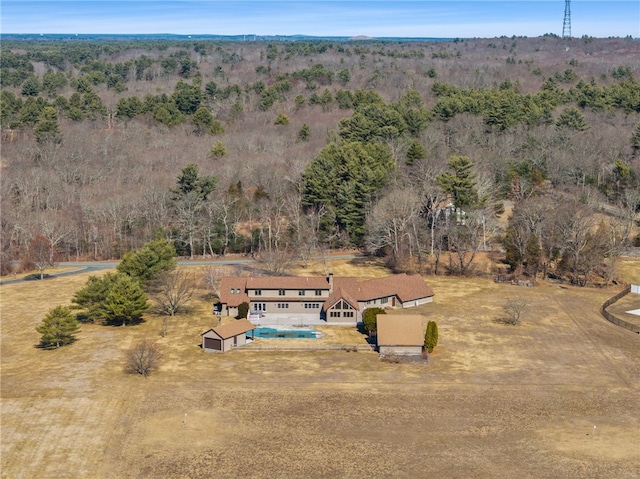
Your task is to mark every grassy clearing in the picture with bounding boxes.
[617,255,640,284]
[2,258,639,478]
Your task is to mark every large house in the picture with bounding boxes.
[216,273,434,325]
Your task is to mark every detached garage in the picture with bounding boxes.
[376,314,425,357]
[201,319,256,352]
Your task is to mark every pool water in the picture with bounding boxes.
[249,327,320,339]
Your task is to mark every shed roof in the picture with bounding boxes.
[202,318,256,340]
[376,314,425,347]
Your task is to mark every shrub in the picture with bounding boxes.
[238,302,249,319]
[274,113,290,125]
[362,307,385,335]
[424,320,438,353]
[126,340,162,376]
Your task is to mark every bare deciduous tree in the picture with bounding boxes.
[503,298,529,325]
[365,186,422,269]
[154,270,196,329]
[126,340,162,376]
[28,234,54,279]
[202,265,224,294]
[259,247,294,275]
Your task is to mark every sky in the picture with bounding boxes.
[2,1,638,39]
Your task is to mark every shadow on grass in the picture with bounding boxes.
[24,273,53,281]
[493,317,520,325]
[356,323,377,347]
[34,339,77,350]
[102,317,146,327]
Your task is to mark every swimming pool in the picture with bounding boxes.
[248,327,321,339]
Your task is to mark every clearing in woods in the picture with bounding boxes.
[1,257,639,478]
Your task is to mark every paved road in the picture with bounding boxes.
[0,254,364,286]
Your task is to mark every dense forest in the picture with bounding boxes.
[1,35,639,284]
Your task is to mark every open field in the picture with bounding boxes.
[1,258,639,478]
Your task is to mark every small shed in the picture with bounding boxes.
[376,314,425,356]
[201,318,256,352]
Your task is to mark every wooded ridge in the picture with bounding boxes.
[2,36,639,284]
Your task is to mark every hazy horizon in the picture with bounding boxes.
[2,1,639,39]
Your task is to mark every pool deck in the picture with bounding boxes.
[248,315,354,327]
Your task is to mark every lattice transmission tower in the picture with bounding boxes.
[562,0,571,39]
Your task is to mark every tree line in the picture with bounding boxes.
[2,37,639,284]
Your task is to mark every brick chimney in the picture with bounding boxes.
[327,272,334,291]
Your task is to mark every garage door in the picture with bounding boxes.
[204,337,222,351]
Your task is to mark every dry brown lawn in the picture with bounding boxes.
[1,258,639,478]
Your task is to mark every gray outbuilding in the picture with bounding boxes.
[201,318,256,352]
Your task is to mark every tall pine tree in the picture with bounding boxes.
[437,156,478,208]
[100,274,150,326]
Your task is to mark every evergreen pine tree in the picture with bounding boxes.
[405,140,426,165]
[34,106,62,144]
[72,272,119,322]
[556,107,588,131]
[208,141,227,159]
[117,238,176,285]
[297,123,311,141]
[36,305,80,348]
[437,156,479,208]
[100,274,150,326]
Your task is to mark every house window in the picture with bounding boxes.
[298,290,306,296]
[330,311,341,318]
[381,297,388,304]
[315,289,322,296]
[277,303,289,309]
[230,288,235,294]
[253,303,266,311]
[255,289,262,296]
[343,311,354,318]
[304,303,320,309]
[236,288,240,294]
[279,289,285,296]
[336,300,352,310]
